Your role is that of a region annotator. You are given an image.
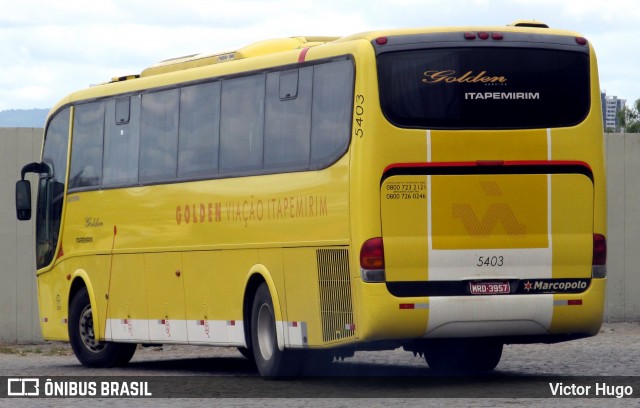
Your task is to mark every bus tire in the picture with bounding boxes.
[68,286,137,368]
[424,339,502,373]
[237,346,255,363]
[250,283,300,377]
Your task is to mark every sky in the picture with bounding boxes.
[1,0,637,111]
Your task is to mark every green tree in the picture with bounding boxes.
[618,99,640,133]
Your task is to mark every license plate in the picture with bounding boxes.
[469,281,510,295]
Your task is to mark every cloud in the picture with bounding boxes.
[1,0,638,109]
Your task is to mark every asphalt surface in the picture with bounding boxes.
[1,322,639,407]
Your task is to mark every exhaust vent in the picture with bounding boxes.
[316,249,356,343]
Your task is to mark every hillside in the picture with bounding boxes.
[0,109,49,128]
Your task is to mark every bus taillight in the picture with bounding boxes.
[592,233,607,278]
[360,237,386,282]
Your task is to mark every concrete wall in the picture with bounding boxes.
[0,130,638,343]
[0,128,42,343]
[605,133,640,320]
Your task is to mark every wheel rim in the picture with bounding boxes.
[256,303,275,361]
[79,304,105,353]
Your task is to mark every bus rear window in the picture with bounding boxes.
[377,47,590,129]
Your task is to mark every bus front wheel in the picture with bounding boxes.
[68,287,137,368]
[250,283,301,377]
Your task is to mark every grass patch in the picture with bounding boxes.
[44,347,72,356]
[0,343,72,356]
[0,345,19,355]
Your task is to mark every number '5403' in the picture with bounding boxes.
[477,256,504,267]
[355,95,365,138]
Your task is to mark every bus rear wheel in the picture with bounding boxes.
[250,283,301,377]
[424,339,503,373]
[237,346,255,363]
[68,287,137,368]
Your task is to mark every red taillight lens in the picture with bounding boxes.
[375,36,388,45]
[478,31,490,40]
[360,237,385,270]
[592,233,607,278]
[593,234,607,266]
[492,32,503,40]
[464,32,476,40]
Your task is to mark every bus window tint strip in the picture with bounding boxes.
[220,74,266,173]
[67,59,354,192]
[139,89,180,182]
[178,82,221,178]
[377,47,590,129]
[265,67,313,170]
[103,96,141,186]
[70,102,105,188]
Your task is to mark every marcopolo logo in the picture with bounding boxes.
[522,279,589,294]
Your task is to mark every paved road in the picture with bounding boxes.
[1,322,638,407]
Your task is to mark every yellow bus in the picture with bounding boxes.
[16,20,606,376]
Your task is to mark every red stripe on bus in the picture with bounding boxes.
[384,160,592,174]
[298,47,310,63]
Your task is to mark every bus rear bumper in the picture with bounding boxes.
[355,278,605,344]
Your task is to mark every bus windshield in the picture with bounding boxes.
[377,47,591,129]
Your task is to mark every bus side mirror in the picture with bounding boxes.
[16,180,32,221]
